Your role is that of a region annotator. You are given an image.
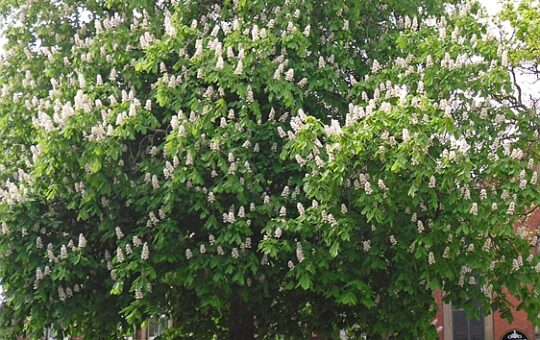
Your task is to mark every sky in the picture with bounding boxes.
[479,0,503,15]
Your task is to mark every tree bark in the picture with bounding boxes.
[228,290,254,340]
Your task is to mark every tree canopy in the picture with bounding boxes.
[0,0,538,339]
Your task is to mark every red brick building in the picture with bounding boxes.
[435,210,540,340]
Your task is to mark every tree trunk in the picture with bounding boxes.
[228,290,254,340]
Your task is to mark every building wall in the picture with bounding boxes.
[436,290,445,340]
[495,209,540,339]
[492,292,535,340]
[438,209,540,340]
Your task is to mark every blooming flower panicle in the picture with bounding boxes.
[296,242,305,262]
[141,242,149,260]
[78,234,87,248]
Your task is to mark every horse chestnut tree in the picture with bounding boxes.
[0,0,538,339]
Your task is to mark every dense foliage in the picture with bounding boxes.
[0,0,538,339]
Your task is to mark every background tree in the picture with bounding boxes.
[500,0,540,108]
[0,0,538,339]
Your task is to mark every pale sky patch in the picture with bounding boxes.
[478,0,504,16]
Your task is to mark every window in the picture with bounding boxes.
[147,316,169,340]
[44,327,58,340]
[451,305,484,340]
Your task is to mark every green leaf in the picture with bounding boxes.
[110,281,124,295]
[329,242,340,257]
